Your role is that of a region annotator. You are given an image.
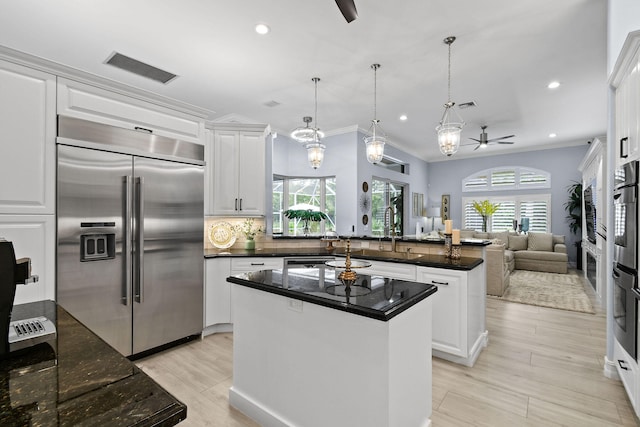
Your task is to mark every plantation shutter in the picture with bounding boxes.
[464,201,484,230]
[520,199,549,232]
[492,201,516,231]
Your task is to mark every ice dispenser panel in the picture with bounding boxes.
[80,233,115,261]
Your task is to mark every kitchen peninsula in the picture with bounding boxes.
[226,264,439,427]
[1,301,186,426]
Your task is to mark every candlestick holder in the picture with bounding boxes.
[451,243,462,260]
[444,233,452,258]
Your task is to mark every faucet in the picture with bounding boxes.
[384,206,397,252]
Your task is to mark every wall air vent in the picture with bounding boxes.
[105,52,178,84]
[264,100,281,108]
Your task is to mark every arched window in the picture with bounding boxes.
[462,167,550,192]
[461,166,551,232]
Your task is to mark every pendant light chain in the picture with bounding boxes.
[313,77,320,136]
[447,40,452,103]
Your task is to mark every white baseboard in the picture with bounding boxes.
[603,355,620,380]
[229,386,290,427]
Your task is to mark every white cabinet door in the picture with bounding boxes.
[204,258,232,327]
[212,131,240,215]
[0,60,56,214]
[210,127,266,216]
[57,78,205,144]
[0,215,55,304]
[416,266,466,357]
[613,36,640,167]
[237,132,265,216]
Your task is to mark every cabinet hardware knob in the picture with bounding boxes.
[134,126,153,134]
[431,280,449,286]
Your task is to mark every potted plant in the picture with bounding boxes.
[233,218,264,250]
[564,181,582,269]
[472,200,500,232]
[283,209,328,236]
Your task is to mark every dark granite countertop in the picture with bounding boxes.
[1,300,186,426]
[206,247,483,271]
[227,266,438,321]
[271,235,492,246]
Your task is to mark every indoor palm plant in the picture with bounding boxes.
[233,218,264,250]
[472,200,501,232]
[283,209,328,236]
[564,181,582,269]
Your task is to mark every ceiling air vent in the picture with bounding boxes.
[105,52,177,84]
[263,100,281,108]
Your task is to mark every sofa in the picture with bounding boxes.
[461,230,569,296]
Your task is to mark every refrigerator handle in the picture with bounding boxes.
[123,176,132,306]
[135,176,145,304]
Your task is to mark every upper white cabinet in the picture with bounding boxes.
[611,31,640,167]
[0,60,56,214]
[208,124,268,216]
[57,78,206,145]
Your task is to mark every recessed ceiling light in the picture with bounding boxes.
[255,23,270,35]
[549,133,557,138]
[399,114,408,121]
[547,81,560,89]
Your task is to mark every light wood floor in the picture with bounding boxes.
[136,276,640,426]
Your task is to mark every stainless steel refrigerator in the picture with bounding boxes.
[56,116,204,356]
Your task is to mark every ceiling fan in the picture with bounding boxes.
[335,0,358,22]
[465,125,515,150]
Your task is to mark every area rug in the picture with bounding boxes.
[499,269,595,314]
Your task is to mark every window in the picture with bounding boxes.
[272,176,336,236]
[462,195,551,232]
[462,167,550,192]
[371,178,405,236]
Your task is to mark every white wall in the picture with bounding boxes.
[608,0,640,74]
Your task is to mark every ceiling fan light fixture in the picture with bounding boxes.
[291,116,325,143]
[364,63,386,164]
[436,36,465,157]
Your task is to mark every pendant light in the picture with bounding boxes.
[364,63,387,164]
[290,116,325,144]
[305,77,325,169]
[436,36,465,157]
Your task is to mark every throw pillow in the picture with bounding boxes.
[528,231,553,251]
[553,235,565,245]
[508,235,528,251]
[475,232,490,239]
[492,231,509,244]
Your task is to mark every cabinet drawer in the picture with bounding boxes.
[361,260,416,281]
[614,339,637,406]
[231,257,283,273]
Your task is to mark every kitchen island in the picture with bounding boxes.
[1,300,186,426]
[227,265,438,427]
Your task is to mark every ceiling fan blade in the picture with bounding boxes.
[469,138,481,142]
[474,145,480,151]
[496,141,515,144]
[335,0,358,22]
[486,135,515,143]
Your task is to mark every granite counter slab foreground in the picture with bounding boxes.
[1,301,186,426]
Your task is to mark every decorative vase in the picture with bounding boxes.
[244,239,255,250]
[481,215,488,232]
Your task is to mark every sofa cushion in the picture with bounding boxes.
[553,235,565,245]
[508,235,528,251]
[514,250,567,262]
[460,229,476,239]
[528,232,553,252]
[474,232,490,239]
[490,231,510,245]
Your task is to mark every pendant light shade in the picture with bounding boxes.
[364,63,386,164]
[436,36,465,157]
[291,116,325,143]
